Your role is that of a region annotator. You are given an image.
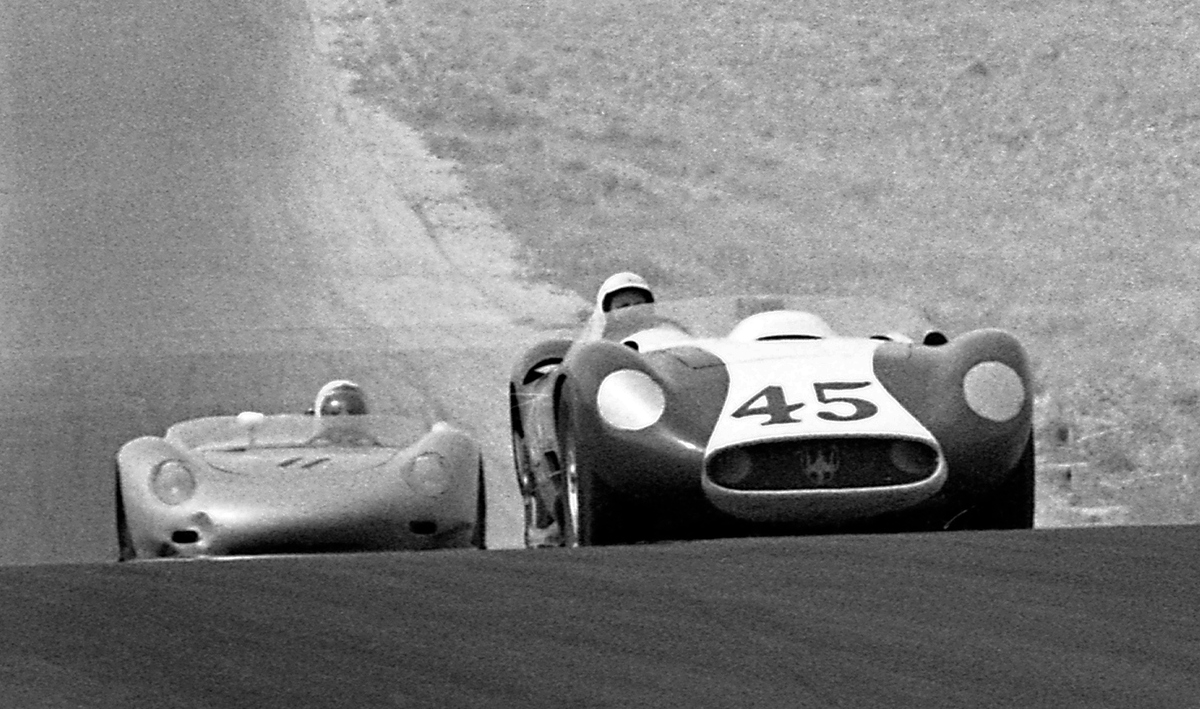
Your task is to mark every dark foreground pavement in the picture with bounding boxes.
[3,526,1197,708]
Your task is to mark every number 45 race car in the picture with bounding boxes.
[116,381,486,560]
[510,295,1034,547]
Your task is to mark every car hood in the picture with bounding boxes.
[690,337,937,452]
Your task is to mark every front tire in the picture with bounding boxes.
[471,457,488,549]
[115,469,136,561]
[950,435,1036,531]
[558,400,630,547]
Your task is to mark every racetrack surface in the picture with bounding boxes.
[2,2,1199,706]
[3,526,1198,708]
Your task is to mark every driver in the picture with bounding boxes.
[313,380,369,417]
[583,271,656,340]
[597,271,655,313]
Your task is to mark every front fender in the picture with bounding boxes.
[874,329,1033,495]
[560,342,724,498]
[116,436,198,558]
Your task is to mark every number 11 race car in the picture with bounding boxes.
[510,295,1034,547]
[116,381,486,560]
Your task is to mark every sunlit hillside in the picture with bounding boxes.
[324,0,1200,524]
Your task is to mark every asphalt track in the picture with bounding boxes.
[3,527,1198,708]
[2,1,1198,706]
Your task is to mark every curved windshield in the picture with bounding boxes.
[591,295,931,343]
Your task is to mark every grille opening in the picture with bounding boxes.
[409,520,438,536]
[708,439,939,491]
[171,530,200,544]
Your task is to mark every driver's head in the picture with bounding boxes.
[597,272,654,313]
[314,380,368,416]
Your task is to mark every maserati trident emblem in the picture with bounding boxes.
[802,444,840,486]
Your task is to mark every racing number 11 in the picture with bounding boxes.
[731,382,878,426]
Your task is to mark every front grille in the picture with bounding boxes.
[707,438,939,491]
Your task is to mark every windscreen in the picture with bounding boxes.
[596,295,932,343]
[168,414,437,451]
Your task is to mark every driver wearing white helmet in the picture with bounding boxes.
[598,271,655,312]
[583,271,656,340]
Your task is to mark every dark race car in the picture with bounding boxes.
[116,380,486,560]
[510,295,1033,547]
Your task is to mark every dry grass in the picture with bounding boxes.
[331,0,1200,522]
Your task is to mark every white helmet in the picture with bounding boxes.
[729,310,836,341]
[597,272,654,312]
[313,380,368,416]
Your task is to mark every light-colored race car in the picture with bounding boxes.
[116,381,486,560]
[510,295,1034,547]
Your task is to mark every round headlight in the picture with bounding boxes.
[962,361,1025,422]
[151,460,197,506]
[408,453,450,496]
[596,369,665,431]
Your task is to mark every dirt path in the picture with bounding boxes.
[298,0,585,548]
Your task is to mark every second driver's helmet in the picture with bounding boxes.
[314,380,369,416]
[597,271,655,313]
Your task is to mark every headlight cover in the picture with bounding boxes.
[596,369,666,431]
[708,447,753,488]
[151,460,197,506]
[888,440,940,478]
[408,453,450,496]
[962,361,1025,422]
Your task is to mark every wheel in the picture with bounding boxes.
[559,426,583,547]
[557,400,629,547]
[115,469,136,561]
[511,427,536,542]
[950,435,1036,531]
[470,457,487,549]
[512,417,558,547]
[510,389,540,547]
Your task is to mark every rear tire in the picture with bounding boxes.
[511,427,538,545]
[558,400,630,547]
